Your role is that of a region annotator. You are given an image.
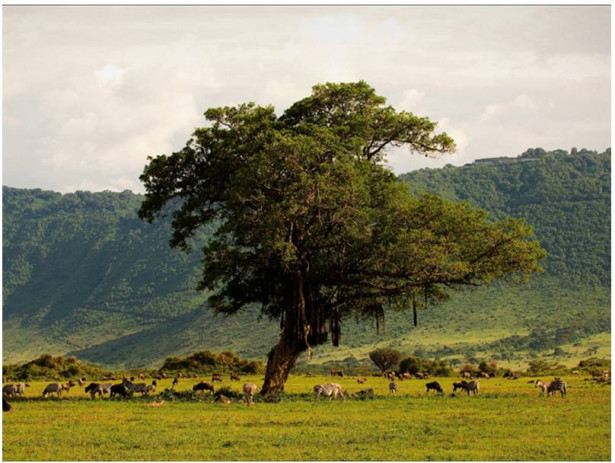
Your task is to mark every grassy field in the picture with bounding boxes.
[2,375,610,461]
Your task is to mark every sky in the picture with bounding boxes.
[3,5,611,193]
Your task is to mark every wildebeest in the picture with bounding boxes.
[109,384,131,398]
[356,377,367,384]
[172,378,179,389]
[193,382,215,394]
[313,383,345,402]
[3,394,11,412]
[230,373,241,381]
[425,381,443,393]
[211,373,223,383]
[453,381,468,393]
[243,383,261,406]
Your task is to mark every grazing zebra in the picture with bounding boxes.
[42,383,64,398]
[123,379,156,396]
[243,383,261,406]
[313,383,345,402]
[425,381,443,393]
[193,382,215,394]
[547,378,567,398]
[389,381,398,394]
[3,383,28,398]
[464,380,480,396]
[85,383,106,399]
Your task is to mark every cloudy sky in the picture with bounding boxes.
[3,5,611,193]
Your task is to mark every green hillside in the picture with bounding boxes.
[2,148,610,369]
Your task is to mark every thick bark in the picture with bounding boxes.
[260,328,304,395]
[260,269,328,396]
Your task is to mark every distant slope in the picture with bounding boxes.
[2,149,610,368]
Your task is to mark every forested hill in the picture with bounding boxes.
[400,148,610,286]
[2,148,610,368]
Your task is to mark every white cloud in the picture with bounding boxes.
[2,6,610,192]
[95,63,128,87]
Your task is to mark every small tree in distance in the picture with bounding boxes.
[369,348,403,373]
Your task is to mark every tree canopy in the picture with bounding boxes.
[139,81,546,394]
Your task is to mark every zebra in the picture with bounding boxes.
[42,383,64,398]
[85,383,105,399]
[123,379,156,396]
[313,383,345,402]
[464,380,480,396]
[389,381,398,394]
[243,383,260,406]
[547,378,567,398]
[2,383,27,398]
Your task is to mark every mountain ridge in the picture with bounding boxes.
[3,148,610,368]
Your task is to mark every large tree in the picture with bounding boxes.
[139,81,546,395]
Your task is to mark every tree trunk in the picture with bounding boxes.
[260,327,304,395]
[260,268,331,396]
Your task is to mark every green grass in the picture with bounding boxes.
[3,375,610,460]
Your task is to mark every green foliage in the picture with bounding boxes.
[159,350,263,375]
[401,148,610,285]
[3,354,115,381]
[399,356,455,377]
[368,348,403,372]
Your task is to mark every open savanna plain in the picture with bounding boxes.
[2,375,610,461]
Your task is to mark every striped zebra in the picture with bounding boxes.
[42,383,64,398]
[122,379,156,396]
[459,380,479,396]
[313,383,345,402]
[389,381,398,394]
[547,378,567,398]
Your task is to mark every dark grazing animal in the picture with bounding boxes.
[313,383,345,402]
[3,394,11,412]
[453,381,468,392]
[230,373,241,381]
[193,382,215,394]
[356,377,367,384]
[211,374,223,383]
[109,384,131,398]
[425,381,443,393]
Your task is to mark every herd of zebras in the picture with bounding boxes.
[2,375,570,409]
